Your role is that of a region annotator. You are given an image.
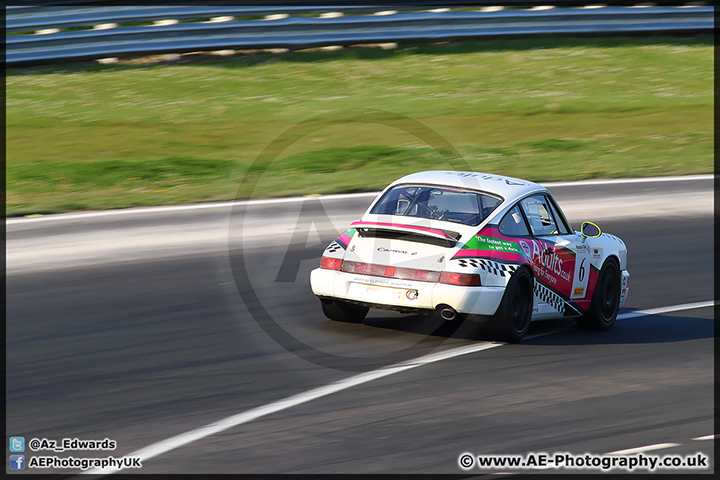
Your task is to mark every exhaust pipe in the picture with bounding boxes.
[440,307,457,321]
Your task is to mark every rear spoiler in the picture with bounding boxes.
[350,221,461,243]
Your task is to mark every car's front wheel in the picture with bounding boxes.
[320,298,369,323]
[491,269,533,342]
[576,258,620,331]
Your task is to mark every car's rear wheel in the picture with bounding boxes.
[320,298,369,323]
[491,269,533,342]
[575,258,620,331]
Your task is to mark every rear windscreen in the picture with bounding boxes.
[370,185,502,226]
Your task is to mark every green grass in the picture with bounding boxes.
[6,36,714,216]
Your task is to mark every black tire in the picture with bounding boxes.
[491,269,533,342]
[320,298,369,323]
[575,258,620,331]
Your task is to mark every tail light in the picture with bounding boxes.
[394,267,440,283]
[342,261,386,276]
[320,256,342,271]
[337,260,478,286]
[438,272,482,286]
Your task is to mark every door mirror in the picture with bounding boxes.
[581,221,602,238]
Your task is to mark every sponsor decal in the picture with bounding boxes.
[335,228,356,249]
[325,242,343,254]
[454,258,519,279]
[454,228,591,310]
[525,240,572,285]
[534,282,566,313]
[377,247,417,255]
[519,240,532,258]
[480,236,524,254]
[442,171,528,186]
[571,244,592,298]
[459,235,524,256]
[620,274,629,306]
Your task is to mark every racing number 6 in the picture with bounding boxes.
[571,246,592,299]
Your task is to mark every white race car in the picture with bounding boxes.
[310,171,629,342]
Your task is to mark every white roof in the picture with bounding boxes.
[386,170,545,203]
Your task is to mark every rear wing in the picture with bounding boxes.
[350,221,460,247]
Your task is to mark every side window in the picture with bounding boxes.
[499,205,530,237]
[519,194,558,237]
[546,196,572,235]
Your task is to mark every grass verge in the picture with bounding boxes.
[6,35,713,216]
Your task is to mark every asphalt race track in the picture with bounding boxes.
[6,176,714,474]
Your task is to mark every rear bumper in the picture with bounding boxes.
[310,268,505,315]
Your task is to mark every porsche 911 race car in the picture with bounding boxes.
[310,171,629,342]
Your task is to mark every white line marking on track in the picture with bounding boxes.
[524,301,715,340]
[5,192,380,225]
[693,434,715,441]
[542,174,712,188]
[82,342,504,475]
[6,201,236,225]
[8,174,712,224]
[618,300,715,320]
[81,300,713,476]
[607,443,681,455]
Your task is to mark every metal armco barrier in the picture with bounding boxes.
[5,5,714,66]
